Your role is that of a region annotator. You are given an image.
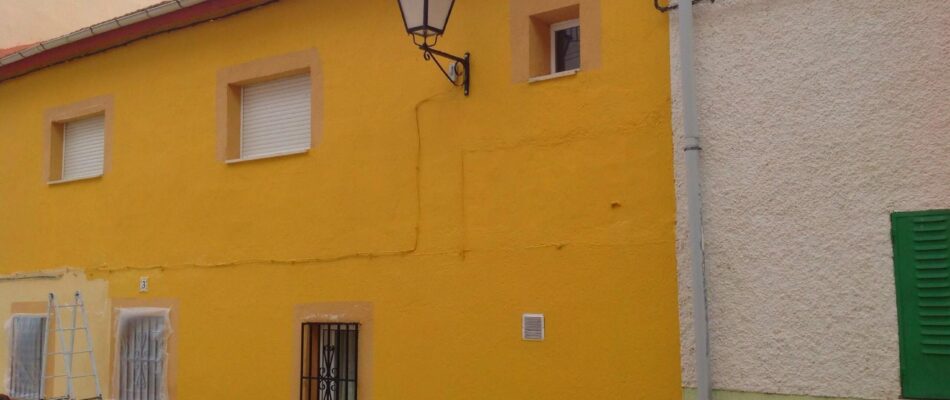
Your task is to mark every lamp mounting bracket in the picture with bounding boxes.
[418,44,470,96]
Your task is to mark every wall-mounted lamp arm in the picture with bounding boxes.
[419,44,470,96]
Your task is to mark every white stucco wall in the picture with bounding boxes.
[671,1,950,399]
[0,0,156,48]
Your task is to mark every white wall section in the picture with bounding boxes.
[671,1,950,399]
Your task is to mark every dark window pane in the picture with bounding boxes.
[554,26,580,72]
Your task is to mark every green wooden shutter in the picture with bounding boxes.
[893,210,950,399]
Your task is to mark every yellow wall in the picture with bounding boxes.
[0,0,678,398]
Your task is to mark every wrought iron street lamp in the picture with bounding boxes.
[397,0,470,95]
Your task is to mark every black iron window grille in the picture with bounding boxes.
[300,323,359,400]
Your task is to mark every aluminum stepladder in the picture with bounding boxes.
[40,292,103,400]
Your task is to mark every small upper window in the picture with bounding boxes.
[522,4,591,82]
[217,49,321,163]
[45,97,112,184]
[9,315,47,400]
[239,74,312,160]
[551,19,580,74]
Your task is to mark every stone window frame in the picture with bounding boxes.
[509,0,601,83]
[216,48,324,164]
[43,96,114,184]
[291,302,373,400]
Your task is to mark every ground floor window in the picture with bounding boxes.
[9,315,46,399]
[892,210,950,399]
[116,309,169,400]
[300,323,359,400]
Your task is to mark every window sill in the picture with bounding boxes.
[528,69,579,83]
[48,174,103,185]
[225,148,309,164]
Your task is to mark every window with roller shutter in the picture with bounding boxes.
[61,114,106,180]
[44,96,112,184]
[239,73,311,160]
[892,210,950,399]
[216,49,321,163]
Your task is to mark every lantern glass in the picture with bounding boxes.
[398,0,456,38]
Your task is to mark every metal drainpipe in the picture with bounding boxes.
[677,0,712,399]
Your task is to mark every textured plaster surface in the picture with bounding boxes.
[671,1,950,399]
[0,1,682,398]
[683,388,862,400]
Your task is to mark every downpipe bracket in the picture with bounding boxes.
[684,137,703,152]
[654,0,716,13]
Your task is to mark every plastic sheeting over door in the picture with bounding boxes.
[7,315,46,400]
[115,308,170,400]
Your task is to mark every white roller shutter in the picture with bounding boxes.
[62,114,105,180]
[240,73,311,159]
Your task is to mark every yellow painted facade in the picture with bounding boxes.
[0,0,679,399]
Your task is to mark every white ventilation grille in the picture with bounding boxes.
[240,73,312,160]
[62,114,105,180]
[522,313,545,341]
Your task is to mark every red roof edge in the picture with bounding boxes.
[0,43,38,59]
[0,0,275,83]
